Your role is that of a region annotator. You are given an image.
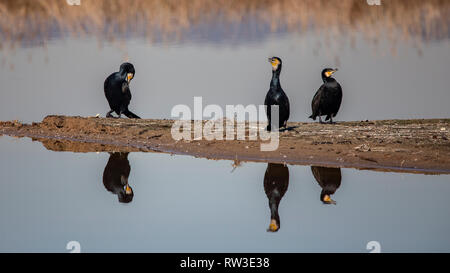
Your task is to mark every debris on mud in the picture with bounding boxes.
[1,115,449,174]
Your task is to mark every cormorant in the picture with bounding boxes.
[103,152,134,203]
[309,68,342,124]
[265,57,290,131]
[104,62,141,119]
[311,166,341,205]
[264,163,289,232]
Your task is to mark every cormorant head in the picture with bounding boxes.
[321,68,338,81]
[321,192,337,205]
[267,218,280,232]
[120,62,135,83]
[268,57,282,72]
[118,184,134,203]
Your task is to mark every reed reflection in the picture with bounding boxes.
[1,0,448,50]
[311,166,341,205]
[103,152,134,203]
[264,163,289,232]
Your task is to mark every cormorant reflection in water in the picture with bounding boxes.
[311,166,341,205]
[103,152,134,203]
[264,163,289,232]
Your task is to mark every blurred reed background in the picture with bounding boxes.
[0,0,449,50]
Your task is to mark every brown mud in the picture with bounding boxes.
[1,115,450,174]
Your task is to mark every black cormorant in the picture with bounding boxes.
[104,62,141,119]
[311,166,341,205]
[264,163,289,232]
[103,152,134,203]
[309,68,342,124]
[265,57,290,131]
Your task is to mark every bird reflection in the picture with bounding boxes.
[264,163,289,232]
[103,152,134,203]
[311,166,341,205]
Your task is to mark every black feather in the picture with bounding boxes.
[310,68,342,123]
[104,62,141,119]
[264,57,290,131]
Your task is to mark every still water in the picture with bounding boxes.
[1,135,449,253]
[0,1,449,253]
[0,0,450,123]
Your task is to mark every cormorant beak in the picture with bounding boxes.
[323,195,337,205]
[267,219,279,232]
[325,69,338,78]
[268,58,279,70]
[121,175,132,195]
[127,73,134,83]
[125,184,132,195]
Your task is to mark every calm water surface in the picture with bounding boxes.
[0,1,449,253]
[0,1,449,123]
[1,136,449,253]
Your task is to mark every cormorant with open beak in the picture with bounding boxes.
[309,68,342,124]
[311,166,341,205]
[264,163,289,232]
[104,62,141,119]
[264,57,290,131]
[103,152,134,203]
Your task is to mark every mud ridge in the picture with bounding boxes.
[1,115,449,174]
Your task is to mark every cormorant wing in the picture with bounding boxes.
[332,83,343,117]
[311,85,324,116]
[311,166,342,189]
[283,91,290,121]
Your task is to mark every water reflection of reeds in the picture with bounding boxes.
[0,0,449,49]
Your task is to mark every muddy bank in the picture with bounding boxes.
[1,115,450,174]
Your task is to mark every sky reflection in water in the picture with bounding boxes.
[0,136,449,252]
[0,1,449,253]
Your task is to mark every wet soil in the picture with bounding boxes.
[1,115,449,174]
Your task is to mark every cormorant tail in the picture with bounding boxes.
[123,110,141,119]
